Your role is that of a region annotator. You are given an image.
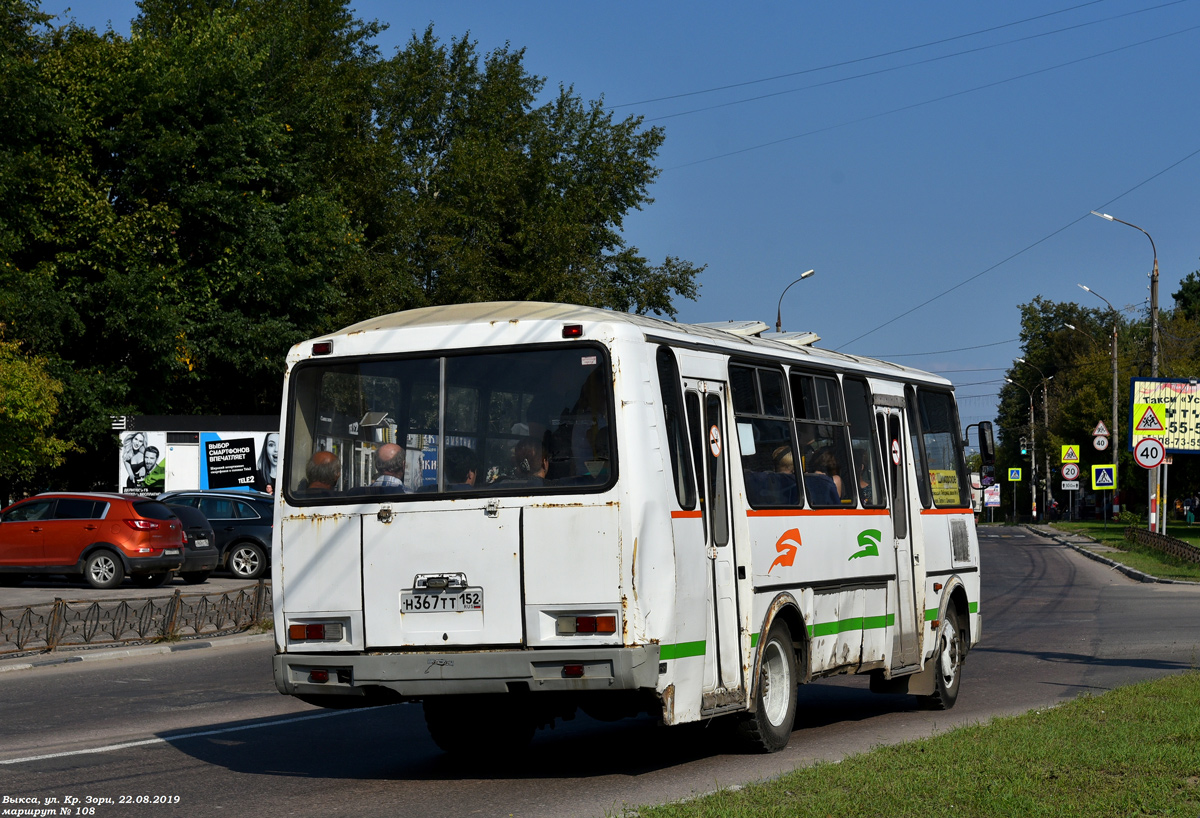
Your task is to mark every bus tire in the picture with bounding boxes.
[736,621,798,752]
[925,607,963,710]
[423,695,534,754]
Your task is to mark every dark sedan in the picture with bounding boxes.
[166,504,220,584]
[158,490,273,580]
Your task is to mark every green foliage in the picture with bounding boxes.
[334,27,700,327]
[0,2,699,490]
[0,330,74,495]
[1173,269,1200,321]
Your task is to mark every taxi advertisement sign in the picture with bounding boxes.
[1129,378,1200,452]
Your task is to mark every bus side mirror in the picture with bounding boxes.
[977,421,996,486]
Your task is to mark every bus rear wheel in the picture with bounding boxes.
[736,621,798,753]
[423,695,535,754]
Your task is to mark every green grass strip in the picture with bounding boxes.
[629,671,1200,817]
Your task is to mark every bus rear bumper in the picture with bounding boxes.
[274,645,661,701]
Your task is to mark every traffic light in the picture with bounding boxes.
[1020,436,1028,455]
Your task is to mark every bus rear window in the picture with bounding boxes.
[285,346,615,502]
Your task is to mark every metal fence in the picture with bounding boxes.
[1125,526,1200,564]
[0,581,272,656]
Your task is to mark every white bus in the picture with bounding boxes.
[271,302,993,752]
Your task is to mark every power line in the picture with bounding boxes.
[837,143,1200,351]
[612,0,1112,109]
[869,338,1020,358]
[670,23,1200,170]
[643,1,1191,123]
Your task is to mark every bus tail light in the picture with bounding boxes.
[556,615,617,635]
[288,622,345,642]
[309,669,330,683]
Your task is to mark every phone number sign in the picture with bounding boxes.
[1129,378,1200,453]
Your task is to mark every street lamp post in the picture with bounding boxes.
[1076,287,1121,523]
[1089,211,1158,531]
[1018,358,1053,519]
[775,269,816,333]
[1006,377,1036,520]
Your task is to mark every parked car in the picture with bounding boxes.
[165,504,220,584]
[157,490,273,579]
[0,493,184,589]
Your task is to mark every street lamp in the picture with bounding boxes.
[1090,211,1158,376]
[1017,359,1054,518]
[1090,211,1159,531]
[775,269,816,333]
[1078,284,1121,523]
[1006,377,1036,520]
[1064,322,1100,350]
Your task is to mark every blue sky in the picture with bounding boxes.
[58,1,1200,430]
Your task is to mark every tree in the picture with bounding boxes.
[334,27,701,326]
[0,4,703,492]
[0,329,74,502]
[1172,268,1200,321]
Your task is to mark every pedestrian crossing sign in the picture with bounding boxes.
[1091,464,1115,490]
[1132,403,1166,436]
[1061,445,1079,463]
[1008,467,1022,481]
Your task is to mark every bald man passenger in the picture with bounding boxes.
[370,443,409,492]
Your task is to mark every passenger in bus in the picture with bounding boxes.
[773,445,794,474]
[511,436,549,484]
[445,445,478,490]
[812,448,845,499]
[370,443,408,492]
[305,450,341,492]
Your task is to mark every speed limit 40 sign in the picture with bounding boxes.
[1134,437,1166,470]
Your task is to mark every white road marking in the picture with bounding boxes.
[1,708,357,765]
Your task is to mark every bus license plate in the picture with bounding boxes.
[401,588,484,613]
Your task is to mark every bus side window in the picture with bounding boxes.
[656,347,696,509]
[730,364,799,508]
[844,377,885,508]
[791,371,855,508]
[914,387,970,508]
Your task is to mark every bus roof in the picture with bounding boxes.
[326,301,952,387]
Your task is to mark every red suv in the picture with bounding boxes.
[0,493,184,589]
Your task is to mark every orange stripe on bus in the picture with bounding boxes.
[745,509,889,518]
[671,510,703,519]
[919,508,972,515]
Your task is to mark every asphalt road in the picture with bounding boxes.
[3,529,1199,818]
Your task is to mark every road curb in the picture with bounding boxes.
[0,632,273,674]
[1029,526,1200,586]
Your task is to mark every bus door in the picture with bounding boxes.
[685,382,744,700]
[875,404,920,670]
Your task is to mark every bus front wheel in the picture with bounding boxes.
[925,608,963,710]
[736,621,798,753]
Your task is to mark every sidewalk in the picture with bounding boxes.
[1028,524,1200,585]
[0,631,273,674]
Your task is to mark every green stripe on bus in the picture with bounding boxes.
[926,602,979,621]
[659,640,706,660]
[750,632,759,648]
[807,614,894,638]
